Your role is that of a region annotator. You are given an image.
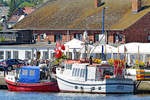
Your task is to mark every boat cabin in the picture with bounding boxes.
[17,66,40,83]
[63,63,114,82]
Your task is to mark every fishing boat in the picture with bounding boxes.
[56,60,135,94]
[4,66,59,92]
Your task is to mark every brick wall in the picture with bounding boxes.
[33,30,125,43]
[125,12,150,43]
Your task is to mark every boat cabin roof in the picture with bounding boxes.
[21,66,40,70]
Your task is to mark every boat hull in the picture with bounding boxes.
[56,76,134,94]
[5,78,60,92]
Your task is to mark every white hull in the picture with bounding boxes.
[56,74,134,93]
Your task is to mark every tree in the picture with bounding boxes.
[7,0,16,17]
[19,1,34,8]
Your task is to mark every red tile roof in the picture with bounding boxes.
[8,15,21,22]
[22,7,35,15]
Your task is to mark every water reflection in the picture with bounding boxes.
[0,90,150,100]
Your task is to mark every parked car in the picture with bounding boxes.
[0,59,7,71]
[0,59,26,71]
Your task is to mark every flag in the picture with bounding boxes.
[61,44,65,50]
[55,49,62,58]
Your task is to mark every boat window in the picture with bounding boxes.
[72,68,75,76]
[30,70,35,76]
[81,69,85,78]
[66,64,72,70]
[80,69,83,77]
[74,68,77,76]
[22,69,28,76]
[76,68,80,76]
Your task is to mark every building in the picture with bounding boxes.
[0,29,34,44]
[7,7,35,28]
[0,4,9,19]
[0,42,55,60]
[12,0,150,44]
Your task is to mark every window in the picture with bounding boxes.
[66,52,72,59]
[66,64,72,70]
[74,68,77,76]
[72,68,75,76]
[115,34,123,42]
[76,68,80,76]
[30,70,35,76]
[115,34,119,42]
[95,34,99,42]
[13,51,18,59]
[0,51,4,59]
[54,33,62,42]
[40,34,44,40]
[80,69,85,77]
[25,51,31,59]
[119,35,123,41]
[74,52,80,60]
[51,52,55,59]
[148,35,150,40]
[6,51,11,59]
[22,69,28,76]
[74,33,82,40]
[34,34,38,40]
[81,53,87,59]
[43,51,49,60]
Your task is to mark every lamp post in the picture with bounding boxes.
[101,7,106,60]
[102,7,105,35]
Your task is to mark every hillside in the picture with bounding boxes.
[13,0,150,30]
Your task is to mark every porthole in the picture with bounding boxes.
[75,86,78,89]
[98,87,101,90]
[81,87,83,90]
[91,87,95,90]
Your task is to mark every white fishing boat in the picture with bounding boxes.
[56,60,134,94]
[55,28,134,93]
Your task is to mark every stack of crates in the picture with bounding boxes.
[136,69,145,80]
[144,70,150,80]
[136,69,150,80]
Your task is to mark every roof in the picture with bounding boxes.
[13,0,150,30]
[22,7,35,15]
[111,1,150,29]
[8,7,35,23]
[7,15,21,23]
[0,42,56,49]
[21,66,40,70]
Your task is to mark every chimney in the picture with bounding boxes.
[95,0,101,8]
[132,0,141,14]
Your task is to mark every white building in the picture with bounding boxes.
[0,42,55,60]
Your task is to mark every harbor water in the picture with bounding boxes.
[1,90,150,100]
